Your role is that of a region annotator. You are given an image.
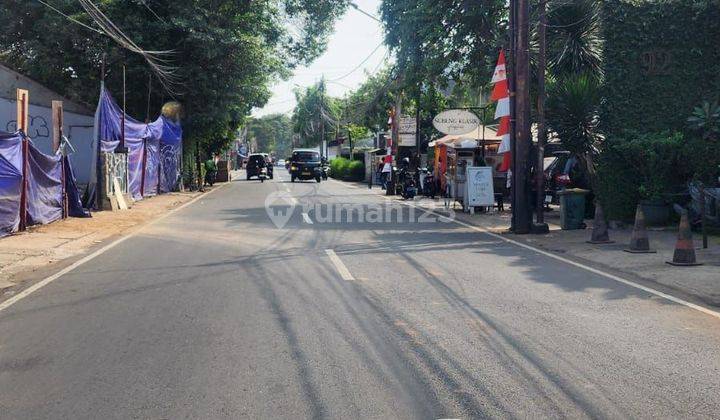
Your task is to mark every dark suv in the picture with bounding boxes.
[246,153,273,180]
[289,149,322,183]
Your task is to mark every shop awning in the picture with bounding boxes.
[428,124,502,148]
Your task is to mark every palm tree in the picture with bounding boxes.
[545,0,603,79]
[546,73,602,188]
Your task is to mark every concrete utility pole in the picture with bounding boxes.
[535,0,549,229]
[508,0,517,232]
[512,0,532,234]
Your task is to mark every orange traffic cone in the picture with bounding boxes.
[666,210,702,266]
[587,203,614,244]
[624,205,656,253]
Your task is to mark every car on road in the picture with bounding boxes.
[246,153,273,180]
[288,149,322,183]
[276,159,285,167]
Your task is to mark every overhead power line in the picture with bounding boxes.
[327,42,385,82]
[35,0,103,34]
[35,0,181,95]
[348,2,381,22]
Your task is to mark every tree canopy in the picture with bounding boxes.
[246,114,293,157]
[380,0,507,91]
[0,0,347,153]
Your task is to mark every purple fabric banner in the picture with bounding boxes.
[26,142,63,225]
[0,131,70,237]
[0,132,23,236]
[94,87,182,200]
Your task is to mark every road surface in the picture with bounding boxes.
[1,171,719,419]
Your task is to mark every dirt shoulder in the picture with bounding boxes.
[0,187,215,295]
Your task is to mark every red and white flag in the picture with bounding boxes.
[491,50,507,83]
[489,50,511,170]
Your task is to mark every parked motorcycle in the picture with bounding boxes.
[320,158,329,180]
[396,161,417,200]
[419,167,436,198]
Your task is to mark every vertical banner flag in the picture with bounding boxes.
[490,50,511,171]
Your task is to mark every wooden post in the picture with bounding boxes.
[17,89,29,231]
[120,65,127,152]
[52,101,63,153]
[700,184,708,249]
[16,89,29,134]
[140,138,147,197]
[52,101,68,218]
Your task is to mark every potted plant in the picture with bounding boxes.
[633,131,686,225]
[637,185,670,226]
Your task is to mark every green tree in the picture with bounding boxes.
[246,114,293,157]
[546,73,602,187]
[380,0,507,90]
[339,67,396,131]
[542,0,603,79]
[0,0,347,156]
[291,80,341,149]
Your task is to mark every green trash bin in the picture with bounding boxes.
[558,188,589,230]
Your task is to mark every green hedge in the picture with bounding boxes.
[597,131,695,220]
[600,0,720,139]
[329,157,365,181]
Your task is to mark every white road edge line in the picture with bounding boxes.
[377,194,720,321]
[302,213,314,224]
[0,182,232,314]
[325,249,355,281]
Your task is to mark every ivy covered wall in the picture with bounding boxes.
[600,0,720,138]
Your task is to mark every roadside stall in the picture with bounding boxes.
[429,125,507,208]
[444,139,479,209]
[363,148,385,185]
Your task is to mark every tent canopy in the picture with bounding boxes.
[428,125,502,148]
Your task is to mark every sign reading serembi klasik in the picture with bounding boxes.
[432,109,480,135]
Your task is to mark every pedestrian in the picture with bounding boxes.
[204,155,218,186]
[381,155,392,190]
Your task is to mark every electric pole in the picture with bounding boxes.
[512,0,532,234]
[535,0,549,230]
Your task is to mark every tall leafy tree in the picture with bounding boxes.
[0,0,347,154]
[246,114,293,157]
[380,0,507,90]
[291,80,341,148]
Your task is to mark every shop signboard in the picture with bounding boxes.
[432,109,480,135]
[465,166,495,207]
[398,116,416,134]
[398,133,416,147]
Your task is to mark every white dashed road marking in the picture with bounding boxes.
[325,249,355,281]
[302,213,313,224]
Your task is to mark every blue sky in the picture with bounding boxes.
[252,0,387,117]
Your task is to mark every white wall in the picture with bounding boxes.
[0,98,95,184]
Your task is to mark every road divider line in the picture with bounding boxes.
[325,249,355,281]
[302,213,314,224]
[0,182,231,314]
[373,191,720,321]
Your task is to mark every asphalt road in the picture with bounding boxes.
[1,170,719,419]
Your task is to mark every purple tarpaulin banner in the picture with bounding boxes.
[92,85,182,201]
[0,131,73,237]
[26,141,63,225]
[0,132,23,236]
